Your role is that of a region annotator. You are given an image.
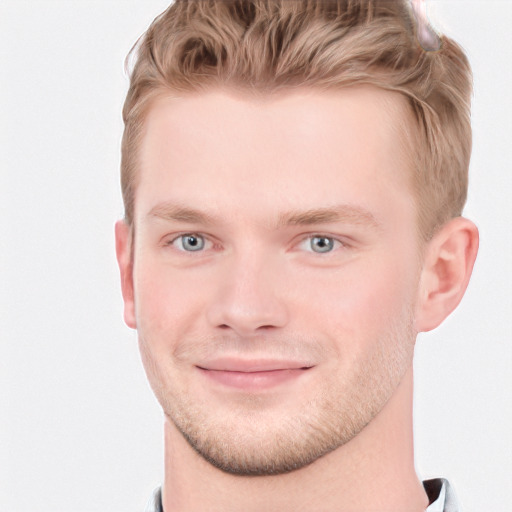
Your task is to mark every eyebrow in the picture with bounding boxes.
[148,203,217,225]
[277,205,380,229]
[147,202,380,230]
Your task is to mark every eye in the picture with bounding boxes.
[299,235,342,254]
[171,233,208,252]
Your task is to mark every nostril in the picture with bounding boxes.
[217,323,277,331]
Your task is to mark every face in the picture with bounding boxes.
[124,87,423,476]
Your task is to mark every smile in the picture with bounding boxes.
[196,362,313,391]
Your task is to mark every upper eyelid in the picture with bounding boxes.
[298,235,345,250]
[164,232,207,242]
[299,233,348,244]
[163,232,345,240]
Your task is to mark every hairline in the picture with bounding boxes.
[124,81,426,236]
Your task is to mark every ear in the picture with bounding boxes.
[115,220,137,329]
[415,217,479,332]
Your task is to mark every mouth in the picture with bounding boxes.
[196,359,314,391]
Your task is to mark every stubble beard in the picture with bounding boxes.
[140,306,416,477]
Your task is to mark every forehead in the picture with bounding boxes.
[135,86,415,226]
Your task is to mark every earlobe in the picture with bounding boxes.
[415,217,479,332]
[115,220,137,329]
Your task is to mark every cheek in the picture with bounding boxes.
[292,254,419,346]
[133,259,210,344]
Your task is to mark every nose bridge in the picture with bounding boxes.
[206,243,289,335]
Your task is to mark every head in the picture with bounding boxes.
[116,0,478,476]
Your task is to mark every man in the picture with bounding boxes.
[115,1,478,510]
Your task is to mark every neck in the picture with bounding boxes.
[161,366,428,512]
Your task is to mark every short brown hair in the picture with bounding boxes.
[121,0,472,240]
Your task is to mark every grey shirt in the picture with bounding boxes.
[144,478,459,512]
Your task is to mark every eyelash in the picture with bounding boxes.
[165,233,215,252]
[164,233,348,254]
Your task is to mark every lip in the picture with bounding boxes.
[196,359,314,391]
[197,358,314,372]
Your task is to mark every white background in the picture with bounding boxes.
[0,1,510,511]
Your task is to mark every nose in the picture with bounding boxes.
[205,250,290,337]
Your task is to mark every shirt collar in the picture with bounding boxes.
[145,478,459,512]
[424,478,460,512]
[144,486,162,512]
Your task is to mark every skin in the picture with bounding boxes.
[116,86,478,511]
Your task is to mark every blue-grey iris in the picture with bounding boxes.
[182,234,205,251]
[311,236,334,253]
